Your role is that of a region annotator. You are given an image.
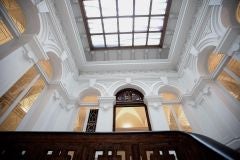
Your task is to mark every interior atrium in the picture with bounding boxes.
[0,0,240,153]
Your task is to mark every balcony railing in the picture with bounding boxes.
[0,131,239,160]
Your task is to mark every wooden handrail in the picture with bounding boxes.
[0,131,239,160]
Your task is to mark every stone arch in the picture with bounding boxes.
[78,88,101,103]
[151,81,185,96]
[158,85,182,98]
[37,13,50,43]
[196,34,219,52]
[78,85,105,100]
[196,45,216,76]
[109,80,150,96]
[211,6,226,36]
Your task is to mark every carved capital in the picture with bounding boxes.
[53,90,61,101]
[99,96,116,105]
[100,104,113,111]
[144,96,162,107]
[202,86,211,96]
[187,101,197,108]
[22,48,35,63]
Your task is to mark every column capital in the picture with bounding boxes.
[98,96,116,110]
[144,96,162,109]
[98,96,116,104]
[144,96,161,103]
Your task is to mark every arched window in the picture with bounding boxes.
[113,88,151,132]
[74,90,100,132]
[160,92,192,132]
[0,65,45,130]
[0,0,25,45]
[207,52,240,101]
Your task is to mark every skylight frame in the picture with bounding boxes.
[79,0,172,50]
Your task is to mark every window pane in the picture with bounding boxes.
[151,0,167,15]
[118,0,133,16]
[149,17,164,31]
[134,17,149,31]
[0,66,38,117]
[227,58,240,77]
[1,0,25,33]
[163,105,178,130]
[101,0,116,16]
[88,19,103,33]
[217,71,240,101]
[172,104,192,132]
[134,33,147,46]
[120,34,132,46]
[148,32,161,45]
[83,0,101,17]
[91,35,105,47]
[105,34,118,47]
[0,20,13,45]
[119,18,133,32]
[0,77,45,131]
[103,18,117,33]
[115,106,149,131]
[135,0,151,15]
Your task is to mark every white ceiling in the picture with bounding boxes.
[54,0,200,73]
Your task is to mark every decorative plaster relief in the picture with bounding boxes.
[22,48,35,63]
[125,78,131,84]
[37,1,49,13]
[89,79,96,87]
[61,51,68,61]
[187,101,197,108]
[190,46,199,57]
[208,0,223,6]
[202,86,211,96]
[160,77,168,84]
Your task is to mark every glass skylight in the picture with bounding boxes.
[81,0,171,49]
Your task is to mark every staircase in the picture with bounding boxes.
[0,131,239,160]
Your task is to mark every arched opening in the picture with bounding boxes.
[0,0,26,45]
[113,88,151,132]
[204,50,240,101]
[197,46,217,76]
[0,65,46,130]
[216,56,240,101]
[160,91,192,132]
[74,89,100,132]
[196,42,240,101]
[0,0,40,59]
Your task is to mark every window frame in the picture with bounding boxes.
[113,88,152,132]
[79,0,172,50]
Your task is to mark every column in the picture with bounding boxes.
[95,96,115,132]
[145,96,169,131]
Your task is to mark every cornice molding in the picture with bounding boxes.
[177,0,209,75]
[45,0,78,75]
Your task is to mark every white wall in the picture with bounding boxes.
[0,47,34,97]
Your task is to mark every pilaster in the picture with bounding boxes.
[144,96,169,131]
[95,96,115,132]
